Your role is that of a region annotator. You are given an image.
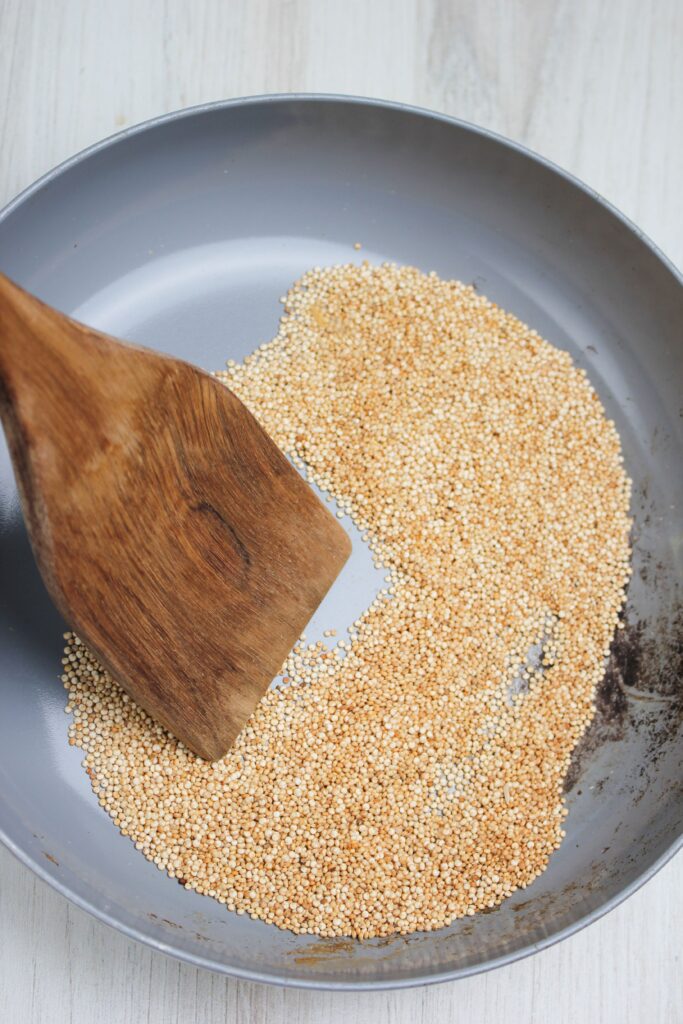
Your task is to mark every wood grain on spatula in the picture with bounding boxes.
[0,273,351,760]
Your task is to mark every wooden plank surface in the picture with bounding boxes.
[0,1,681,1021]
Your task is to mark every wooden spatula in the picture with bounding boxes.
[0,273,351,760]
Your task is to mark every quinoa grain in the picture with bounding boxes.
[64,263,631,939]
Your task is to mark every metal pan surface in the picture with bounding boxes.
[0,95,681,990]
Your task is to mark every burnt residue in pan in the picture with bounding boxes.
[564,607,683,794]
[564,623,633,793]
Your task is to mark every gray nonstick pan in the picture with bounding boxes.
[0,95,681,990]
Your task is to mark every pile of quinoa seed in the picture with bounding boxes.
[63,263,632,940]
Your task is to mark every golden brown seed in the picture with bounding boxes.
[64,263,631,940]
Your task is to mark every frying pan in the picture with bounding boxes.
[0,96,681,990]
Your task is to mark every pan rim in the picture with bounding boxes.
[0,92,681,990]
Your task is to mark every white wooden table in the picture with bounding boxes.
[0,2,681,1021]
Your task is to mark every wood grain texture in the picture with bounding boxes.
[0,274,350,758]
[0,0,681,1020]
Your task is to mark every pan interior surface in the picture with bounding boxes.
[0,97,681,989]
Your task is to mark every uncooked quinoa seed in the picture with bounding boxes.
[63,263,632,939]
